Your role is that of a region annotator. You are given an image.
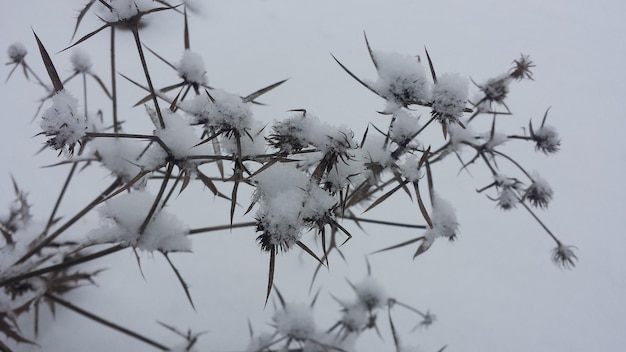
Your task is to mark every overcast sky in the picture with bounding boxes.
[1,1,625,351]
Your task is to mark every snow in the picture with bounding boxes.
[87,191,191,252]
[431,73,469,124]
[91,136,148,184]
[7,42,26,62]
[70,49,92,73]
[177,49,208,86]
[270,111,357,154]
[340,303,368,332]
[97,0,154,22]
[426,192,459,240]
[532,124,560,154]
[399,154,423,182]
[494,175,522,210]
[153,109,212,161]
[353,276,388,310]
[368,50,430,106]
[390,108,422,146]
[272,302,317,341]
[524,173,553,208]
[40,90,87,154]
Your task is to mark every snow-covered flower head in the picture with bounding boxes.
[473,73,511,109]
[494,175,522,210]
[531,124,560,154]
[272,302,317,341]
[353,276,387,310]
[70,49,92,73]
[7,42,27,63]
[40,90,87,155]
[431,73,468,126]
[426,192,459,240]
[390,108,421,146]
[98,0,155,22]
[369,50,430,107]
[524,173,553,208]
[177,49,208,86]
[204,89,253,133]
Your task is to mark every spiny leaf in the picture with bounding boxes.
[424,46,437,83]
[61,23,110,53]
[242,79,288,103]
[163,253,196,310]
[363,32,379,71]
[33,31,63,93]
[296,241,326,268]
[370,236,424,255]
[71,0,96,41]
[362,180,409,213]
[331,53,380,97]
[413,182,433,229]
[265,246,276,307]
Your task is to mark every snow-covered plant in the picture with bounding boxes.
[0,1,575,351]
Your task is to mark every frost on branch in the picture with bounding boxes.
[88,191,191,252]
[39,90,87,155]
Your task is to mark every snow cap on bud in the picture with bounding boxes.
[40,90,87,155]
[70,49,92,73]
[7,42,27,62]
[273,302,317,341]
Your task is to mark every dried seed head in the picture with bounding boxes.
[551,243,577,269]
[510,54,535,81]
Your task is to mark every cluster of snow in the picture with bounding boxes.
[177,49,208,86]
[431,73,468,124]
[88,191,191,252]
[270,112,357,155]
[98,0,154,22]
[272,302,317,341]
[398,155,423,182]
[368,50,430,108]
[253,163,336,250]
[532,124,560,154]
[153,109,211,160]
[494,175,522,210]
[389,109,421,146]
[425,192,459,240]
[475,73,511,107]
[7,42,27,62]
[323,151,366,193]
[40,90,87,153]
[525,173,553,208]
[361,134,392,169]
[353,276,388,310]
[70,48,92,73]
[447,123,475,151]
[91,136,148,184]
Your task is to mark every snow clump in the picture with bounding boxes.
[431,73,468,126]
[7,42,27,62]
[40,90,87,154]
[88,191,191,252]
[177,49,208,86]
[368,50,430,108]
[70,49,92,73]
[272,302,317,341]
